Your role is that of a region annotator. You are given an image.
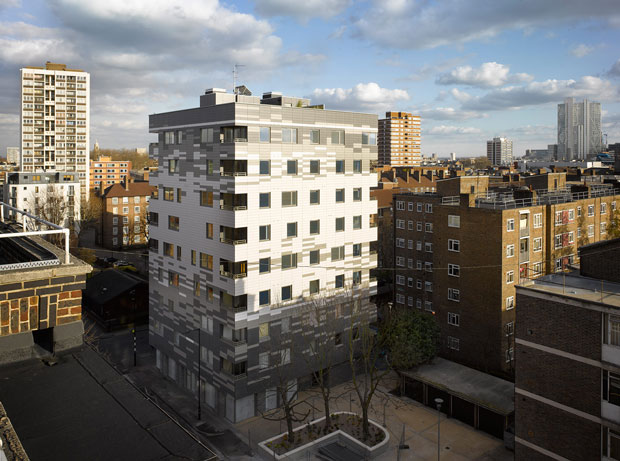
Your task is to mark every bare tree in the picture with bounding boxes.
[124,206,149,248]
[74,191,102,243]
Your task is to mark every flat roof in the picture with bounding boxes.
[401,357,514,415]
[518,272,620,308]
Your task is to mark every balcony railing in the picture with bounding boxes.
[220,238,247,245]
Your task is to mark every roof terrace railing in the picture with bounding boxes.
[0,202,70,265]
[475,186,620,210]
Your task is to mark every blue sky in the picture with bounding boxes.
[1,0,619,157]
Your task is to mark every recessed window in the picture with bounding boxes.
[200,127,214,143]
[260,127,271,142]
[259,193,271,208]
[282,253,298,269]
[331,246,345,261]
[448,215,460,228]
[310,160,320,174]
[353,215,362,229]
[310,129,320,144]
[310,250,320,265]
[259,160,270,175]
[336,189,345,203]
[506,244,515,257]
[310,190,320,204]
[259,225,271,241]
[331,130,344,145]
[309,280,320,295]
[286,160,298,175]
[448,288,460,302]
[353,160,362,173]
[352,271,362,285]
[259,290,270,306]
[310,220,320,235]
[286,222,298,237]
[200,191,213,207]
[336,160,345,173]
[353,188,362,201]
[282,191,298,207]
[448,264,460,277]
[335,217,345,232]
[259,258,270,273]
[448,312,460,326]
[168,215,179,231]
[507,219,515,232]
[448,239,460,252]
[362,132,376,145]
[281,285,292,301]
[335,274,344,288]
[352,243,361,257]
[282,128,297,143]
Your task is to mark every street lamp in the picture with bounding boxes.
[183,328,203,421]
[435,398,443,461]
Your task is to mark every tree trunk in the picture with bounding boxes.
[323,395,331,431]
[362,404,370,440]
[285,404,295,442]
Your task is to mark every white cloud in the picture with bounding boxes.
[436,62,533,88]
[570,44,594,58]
[462,76,620,111]
[406,56,471,82]
[450,88,473,103]
[417,107,487,121]
[311,82,409,112]
[254,0,350,21]
[353,0,620,49]
[0,0,20,9]
[608,59,620,78]
[428,125,482,135]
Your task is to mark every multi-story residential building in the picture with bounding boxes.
[393,173,620,377]
[514,238,620,460]
[558,97,603,161]
[487,137,513,166]
[90,156,132,193]
[20,62,90,199]
[2,172,80,227]
[99,179,154,249]
[6,147,20,165]
[148,88,378,422]
[378,112,421,167]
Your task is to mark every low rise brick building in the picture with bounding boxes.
[392,172,620,378]
[90,155,132,192]
[515,238,620,460]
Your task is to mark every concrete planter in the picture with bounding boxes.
[258,411,390,460]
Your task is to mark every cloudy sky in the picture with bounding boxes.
[1,0,620,157]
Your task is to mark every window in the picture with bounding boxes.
[588,205,594,217]
[425,242,433,253]
[259,193,271,208]
[416,222,422,231]
[408,239,414,249]
[335,217,345,232]
[331,130,344,144]
[425,203,433,213]
[352,271,362,285]
[448,313,460,326]
[396,256,405,267]
[259,258,270,274]
[425,223,433,233]
[163,187,174,201]
[506,348,514,363]
[396,201,405,211]
[554,234,562,249]
[334,159,345,174]
[191,250,196,265]
[506,296,514,310]
[168,215,179,231]
[281,285,292,301]
[555,211,562,225]
[448,288,460,302]
[396,238,405,248]
[601,222,607,234]
[259,322,269,339]
[310,250,320,265]
[259,353,269,369]
[335,274,344,288]
[353,160,362,173]
[416,241,422,251]
[221,126,248,142]
[362,132,376,145]
[259,225,271,241]
[533,237,542,252]
[286,160,298,175]
[309,160,319,174]
[448,239,460,252]
[331,246,345,261]
[609,315,620,347]
[310,220,320,235]
[588,224,594,237]
[201,127,214,143]
[206,159,214,175]
[164,242,174,257]
[309,280,319,295]
[424,301,433,312]
[286,222,298,237]
[533,213,542,228]
[200,253,213,270]
[447,337,459,351]
[259,290,270,306]
[282,191,298,207]
[353,188,362,201]
[259,127,271,142]
[169,271,179,287]
[425,281,433,292]
[568,209,575,221]
[505,322,514,336]
[577,206,582,217]
[396,219,405,229]
[164,131,175,144]
[448,215,460,228]
[282,253,298,269]
[506,271,514,284]
[506,244,515,257]
[259,160,270,175]
[112,197,119,205]
[168,159,179,174]
[336,189,345,203]
[396,275,405,286]
[353,216,362,229]
[310,190,320,204]
[310,129,320,144]
[282,128,297,143]
[448,264,460,277]
[601,202,607,214]
[200,191,213,207]
[425,262,433,272]
[507,219,515,232]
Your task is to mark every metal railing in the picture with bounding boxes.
[0,202,71,265]
[441,196,460,206]
[476,187,620,210]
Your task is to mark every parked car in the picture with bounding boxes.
[113,260,130,267]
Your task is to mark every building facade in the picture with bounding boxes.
[3,172,80,227]
[20,62,90,199]
[515,239,620,460]
[90,156,132,193]
[558,97,603,161]
[378,112,421,167]
[487,137,513,166]
[148,88,378,422]
[99,179,154,250]
[393,173,620,377]
[6,147,19,165]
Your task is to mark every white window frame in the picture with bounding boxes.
[506,244,515,258]
[448,312,460,326]
[448,239,460,252]
[507,219,515,232]
[506,296,515,310]
[448,215,460,228]
[448,264,460,277]
[506,271,514,284]
[448,288,460,302]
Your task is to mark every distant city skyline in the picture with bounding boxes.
[0,0,619,157]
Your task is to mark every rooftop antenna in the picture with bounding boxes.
[233,64,245,94]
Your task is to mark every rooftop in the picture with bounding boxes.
[518,272,620,308]
[102,181,155,198]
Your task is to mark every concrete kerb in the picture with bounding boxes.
[258,411,390,460]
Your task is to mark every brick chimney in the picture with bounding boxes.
[124,176,131,191]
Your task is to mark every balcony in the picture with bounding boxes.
[220,260,247,279]
[221,293,247,313]
[220,160,247,177]
[220,193,247,211]
[220,226,247,245]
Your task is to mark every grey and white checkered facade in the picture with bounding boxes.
[148,90,378,422]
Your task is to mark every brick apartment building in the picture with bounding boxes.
[378,111,421,167]
[392,172,620,377]
[515,238,620,460]
[98,179,155,249]
[90,155,132,192]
